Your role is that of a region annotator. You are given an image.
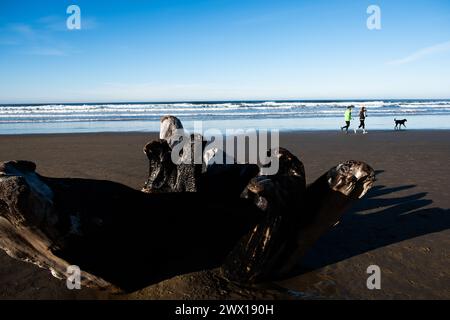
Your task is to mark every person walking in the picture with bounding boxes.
[357,106,368,134]
[340,106,354,134]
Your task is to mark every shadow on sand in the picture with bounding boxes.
[298,169,450,271]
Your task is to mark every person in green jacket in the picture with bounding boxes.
[340,106,354,133]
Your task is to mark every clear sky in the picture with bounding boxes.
[1,0,450,103]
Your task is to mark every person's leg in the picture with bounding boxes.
[362,120,367,133]
[341,121,350,132]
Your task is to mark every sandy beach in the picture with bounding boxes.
[0,130,449,300]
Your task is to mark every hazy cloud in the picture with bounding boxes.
[27,47,66,56]
[9,23,35,36]
[38,15,98,31]
[387,41,450,65]
[2,16,92,56]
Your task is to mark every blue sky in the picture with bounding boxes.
[0,0,449,103]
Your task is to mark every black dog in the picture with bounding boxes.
[394,118,407,130]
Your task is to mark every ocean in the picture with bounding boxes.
[0,99,449,134]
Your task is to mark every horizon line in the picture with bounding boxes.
[1,97,450,105]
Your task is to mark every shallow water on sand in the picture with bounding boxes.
[0,114,449,134]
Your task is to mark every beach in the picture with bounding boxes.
[0,130,449,299]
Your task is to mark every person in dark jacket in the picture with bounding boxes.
[357,106,368,134]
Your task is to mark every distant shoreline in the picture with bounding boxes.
[1,128,450,137]
[2,98,450,106]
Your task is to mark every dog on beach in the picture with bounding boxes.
[394,118,407,130]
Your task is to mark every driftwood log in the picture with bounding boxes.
[0,116,375,293]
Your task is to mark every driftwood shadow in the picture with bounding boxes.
[297,170,450,272]
[41,177,262,292]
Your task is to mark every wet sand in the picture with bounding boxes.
[0,130,449,299]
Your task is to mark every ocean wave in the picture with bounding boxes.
[1,100,449,124]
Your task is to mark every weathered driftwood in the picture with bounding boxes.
[0,161,116,292]
[143,115,260,196]
[0,115,375,293]
[141,116,375,283]
[0,160,263,292]
[222,159,375,282]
